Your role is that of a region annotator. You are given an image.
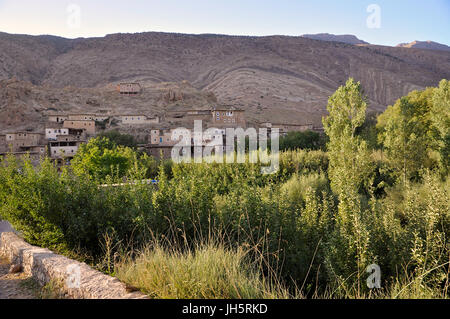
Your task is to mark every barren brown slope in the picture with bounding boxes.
[0,31,449,127]
[0,78,218,134]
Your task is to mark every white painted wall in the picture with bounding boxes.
[50,146,79,158]
[46,128,69,140]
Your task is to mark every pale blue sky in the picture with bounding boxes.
[0,0,448,46]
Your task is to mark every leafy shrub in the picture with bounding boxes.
[279,130,326,151]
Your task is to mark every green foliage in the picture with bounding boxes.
[431,79,450,173]
[323,78,373,198]
[377,87,440,183]
[98,130,138,148]
[1,78,449,299]
[0,155,155,256]
[71,136,157,181]
[279,130,326,151]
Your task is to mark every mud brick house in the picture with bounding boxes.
[260,122,314,136]
[68,114,109,122]
[45,127,70,140]
[121,115,159,125]
[167,110,212,122]
[63,120,96,135]
[4,132,45,152]
[49,139,84,159]
[47,114,68,123]
[211,106,246,127]
[149,129,182,146]
[117,83,142,94]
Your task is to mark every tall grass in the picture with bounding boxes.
[114,241,295,299]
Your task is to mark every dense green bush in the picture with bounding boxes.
[98,130,139,148]
[0,155,155,257]
[71,136,158,182]
[1,78,448,298]
[279,130,326,151]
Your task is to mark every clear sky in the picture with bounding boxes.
[0,0,448,46]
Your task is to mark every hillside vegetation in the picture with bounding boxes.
[0,79,449,299]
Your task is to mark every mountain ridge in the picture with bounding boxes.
[301,33,369,45]
[0,31,449,130]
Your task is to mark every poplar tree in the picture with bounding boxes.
[323,78,372,209]
[322,78,373,294]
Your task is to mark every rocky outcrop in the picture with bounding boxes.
[396,40,450,52]
[0,232,147,299]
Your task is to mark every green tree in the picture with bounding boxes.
[71,136,152,181]
[322,78,373,293]
[98,130,138,148]
[377,88,436,184]
[431,79,450,173]
[322,78,372,199]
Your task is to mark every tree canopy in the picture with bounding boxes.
[71,136,155,181]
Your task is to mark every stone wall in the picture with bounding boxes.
[0,232,147,299]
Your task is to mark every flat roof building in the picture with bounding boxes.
[211,106,246,127]
[117,83,141,95]
[63,120,96,135]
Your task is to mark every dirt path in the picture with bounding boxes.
[0,222,38,300]
[0,256,38,299]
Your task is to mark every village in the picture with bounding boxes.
[0,83,319,163]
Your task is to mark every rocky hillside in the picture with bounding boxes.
[0,31,449,129]
[0,78,217,133]
[396,40,450,52]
